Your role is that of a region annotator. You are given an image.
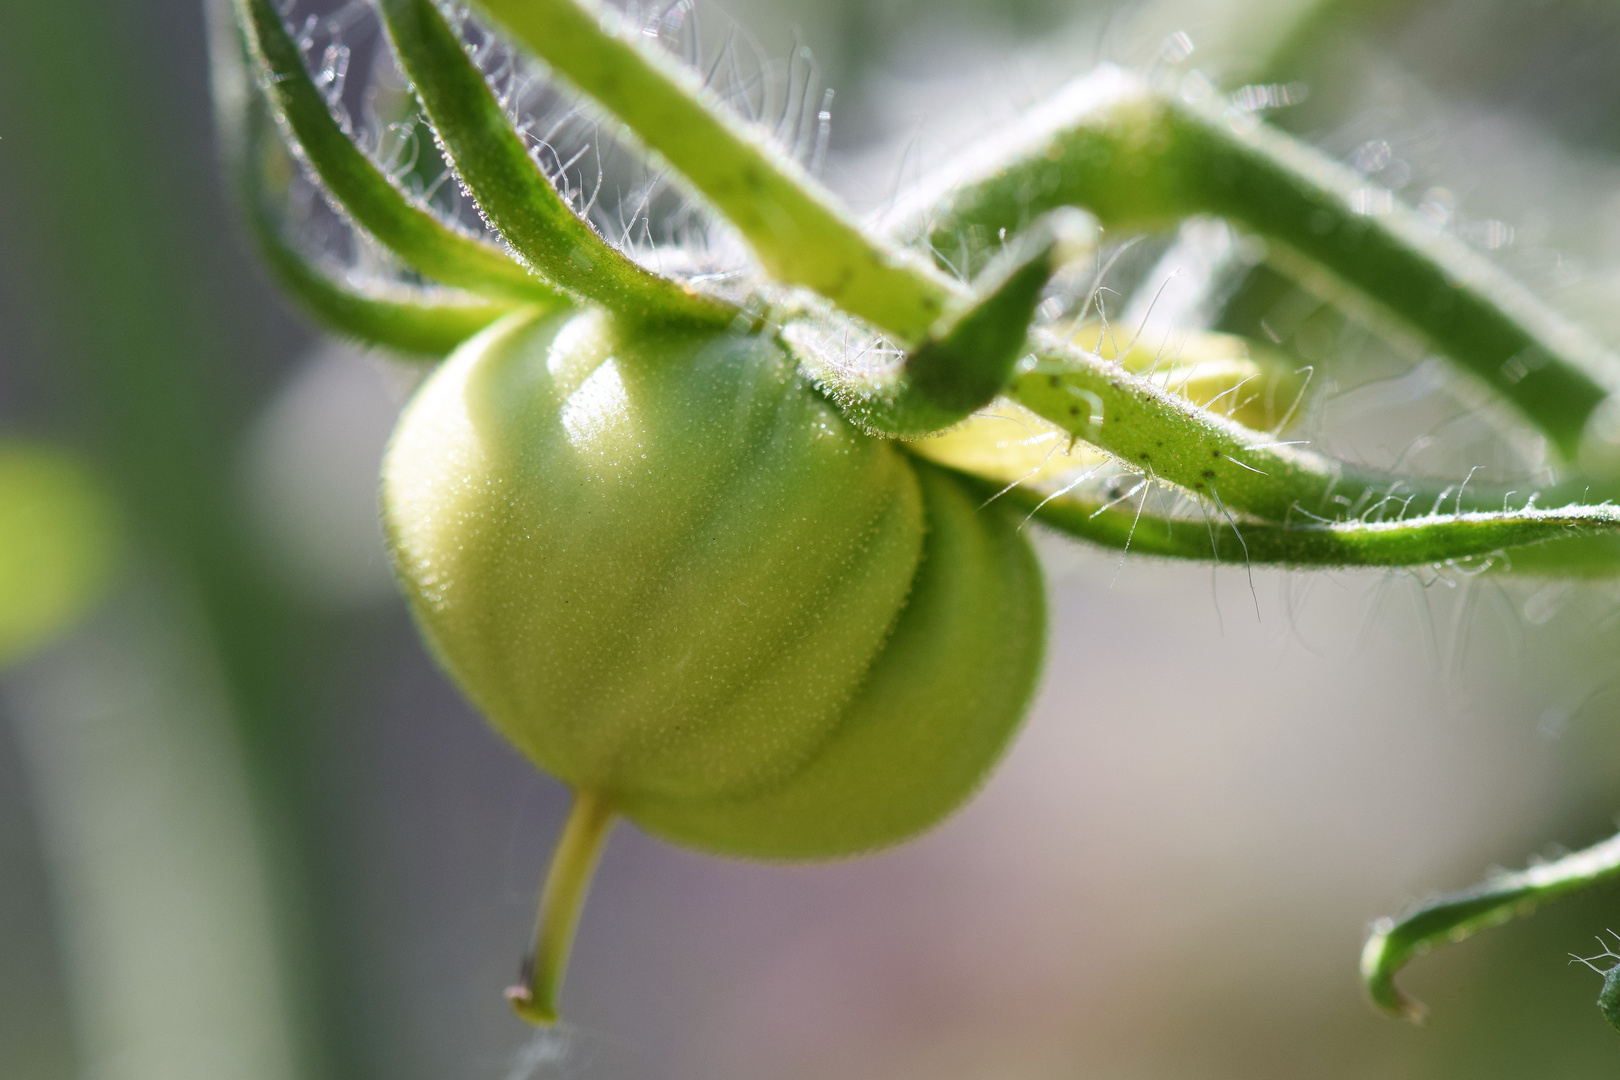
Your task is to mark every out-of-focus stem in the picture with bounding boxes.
[6,587,302,1080]
[1250,0,1417,86]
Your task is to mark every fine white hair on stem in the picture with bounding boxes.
[266,0,841,298]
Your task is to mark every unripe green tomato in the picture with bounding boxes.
[383,305,1045,859]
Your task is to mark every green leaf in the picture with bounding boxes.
[1361,829,1620,1023]
[0,445,121,668]
[375,0,735,327]
[471,0,958,343]
[909,67,1620,459]
[232,0,553,302]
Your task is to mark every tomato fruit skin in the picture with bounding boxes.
[384,304,1045,859]
[624,459,1046,859]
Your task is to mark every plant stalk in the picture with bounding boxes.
[508,790,617,1026]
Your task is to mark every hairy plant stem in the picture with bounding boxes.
[461,0,1620,462]
[813,214,1083,436]
[508,791,616,1026]
[378,0,736,326]
[232,0,1620,576]
[471,0,957,343]
[217,9,518,355]
[446,0,1620,556]
[235,0,555,303]
[1012,336,1609,518]
[904,66,1620,458]
[955,470,1620,569]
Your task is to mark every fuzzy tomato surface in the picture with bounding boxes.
[384,305,1045,858]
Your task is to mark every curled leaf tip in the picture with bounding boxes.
[1361,920,1428,1023]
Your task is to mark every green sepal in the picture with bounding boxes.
[375,0,736,328]
[912,67,1620,458]
[472,0,956,343]
[233,0,553,302]
[220,6,526,356]
[1015,337,1377,522]
[244,108,520,356]
[804,212,1083,438]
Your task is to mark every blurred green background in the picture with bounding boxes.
[9,0,1620,1078]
